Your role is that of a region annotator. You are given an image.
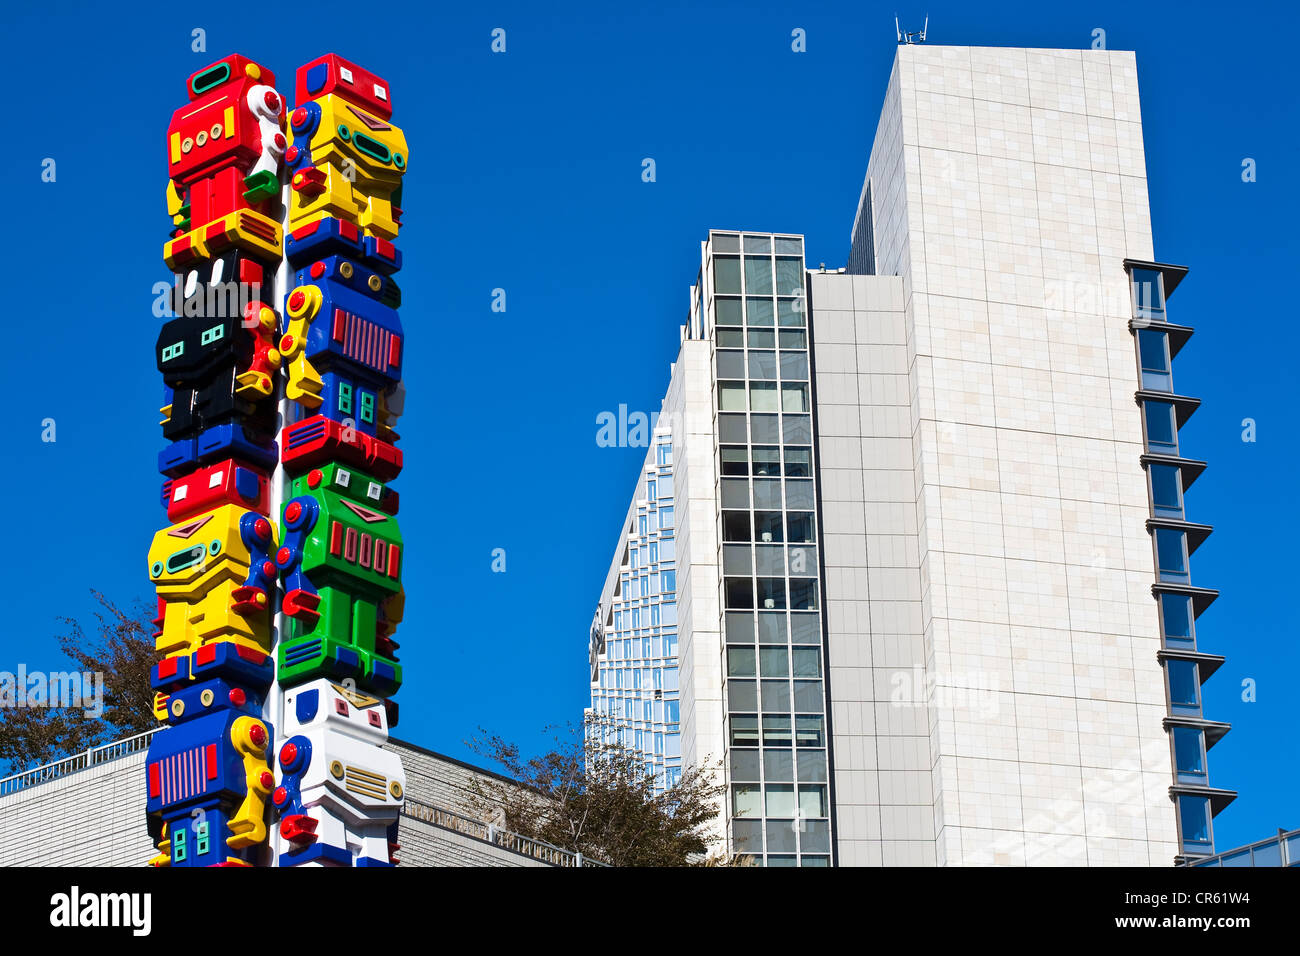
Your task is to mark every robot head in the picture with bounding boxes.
[295,54,392,120]
[291,462,398,514]
[282,678,390,742]
[185,55,277,104]
[294,255,401,309]
[163,458,269,522]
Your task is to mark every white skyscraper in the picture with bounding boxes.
[591,43,1231,866]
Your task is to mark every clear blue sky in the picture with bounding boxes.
[1,0,1295,852]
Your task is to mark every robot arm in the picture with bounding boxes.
[279,285,324,407]
[226,716,274,849]
[277,496,321,621]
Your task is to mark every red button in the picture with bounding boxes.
[248,724,267,747]
[277,547,292,565]
[228,688,247,707]
[307,469,323,488]
[264,91,280,111]
[288,290,305,311]
[285,502,302,522]
[260,771,275,789]
[254,518,271,538]
[292,107,308,127]
[280,742,298,766]
[273,786,287,805]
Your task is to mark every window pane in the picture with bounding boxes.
[779,329,807,349]
[1138,329,1170,373]
[783,415,812,444]
[757,577,786,610]
[716,349,746,380]
[730,714,759,746]
[723,511,751,542]
[716,296,742,326]
[750,383,779,411]
[745,256,773,294]
[795,715,824,747]
[793,679,823,711]
[759,647,789,677]
[774,237,802,255]
[746,297,775,326]
[721,479,750,510]
[789,579,819,610]
[798,784,828,818]
[755,512,784,543]
[752,446,781,476]
[762,715,792,746]
[730,748,761,782]
[792,648,821,678]
[785,479,816,511]
[721,446,748,476]
[1155,528,1188,581]
[719,413,747,443]
[775,257,803,295]
[758,612,787,644]
[1160,594,1194,645]
[1173,726,1205,779]
[748,350,778,379]
[729,679,757,711]
[1178,795,1211,845]
[787,512,815,543]
[744,235,771,254]
[719,382,747,411]
[714,256,741,294]
[747,328,775,348]
[1150,464,1183,517]
[766,784,796,817]
[728,646,756,677]
[782,383,809,412]
[725,577,754,609]
[717,328,744,348]
[712,233,740,252]
[732,784,762,818]
[1144,401,1177,451]
[1167,659,1200,712]
[753,479,783,510]
[780,351,809,381]
[778,297,806,327]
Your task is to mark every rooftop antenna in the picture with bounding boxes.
[895,14,928,44]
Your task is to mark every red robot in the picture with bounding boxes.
[166,54,287,268]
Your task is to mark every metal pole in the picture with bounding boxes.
[264,177,293,867]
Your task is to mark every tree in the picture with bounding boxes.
[0,591,157,773]
[467,721,748,866]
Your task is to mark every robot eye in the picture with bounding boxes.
[210,258,225,285]
[339,261,354,279]
[374,84,387,102]
[335,469,352,488]
[366,482,382,501]
[367,711,382,727]
[339,66,354,84]
[201,325,225,346]
[162,342,185,362]
[367,275,382,292]
[209,470,224,489]
[184,271,200,298]
[334,699,349,716]
[173,484,189,502]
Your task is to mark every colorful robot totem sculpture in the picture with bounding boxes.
[147,53,408,868]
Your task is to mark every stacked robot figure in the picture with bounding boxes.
[145,53,408,868]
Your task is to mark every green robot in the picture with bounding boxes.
[277,462,402,695]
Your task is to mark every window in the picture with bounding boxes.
[798,784,828,818]
[715,296,742,326]
[1160,593,1195,648]
[732,784,762,818]
[792,648,821,678]
[714,256,741,295]
[662,569,676,591]
[750,382,779,411]
[716,349,745,380]
[1131,267,1166,322]
[1178,795,1212,849]
[721,446,748,476]
[789,579,819,610]
[660,506,674,528]
[763,715,792,747]
[766,784,797,817]
[746,297,775,326]
[1173,726,1207,784]
[730,715,759,747]
[1155,528,1189,583]
[1143,400,1178,453]
[775,257,803,295]
[1138,328,1172,391]
[757,578,786,610]
[759,647,789,677]
[777,298,806,328]
[748,350,777,379]
[723,511,751,542]
[747,328,775,348]
[779,329,807,349]
[745,256,773,294]
[752,446,781,477]
[717,328,744,347]
[795,715,824,747]
[725,577,754,609]
[784,448,811,477]
[782,383,809,412]
[755,512,783,543]
[743,235,771,254]
[1149,464,1184,519]
[728,646,756,677]
[719,382,747,411]
[1167,658,1201,716]
[787,512,816,543]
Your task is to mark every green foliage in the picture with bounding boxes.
[468,722,748,867]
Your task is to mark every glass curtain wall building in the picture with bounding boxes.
[587,429,682,791]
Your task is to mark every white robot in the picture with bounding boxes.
[273,677,405,866]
